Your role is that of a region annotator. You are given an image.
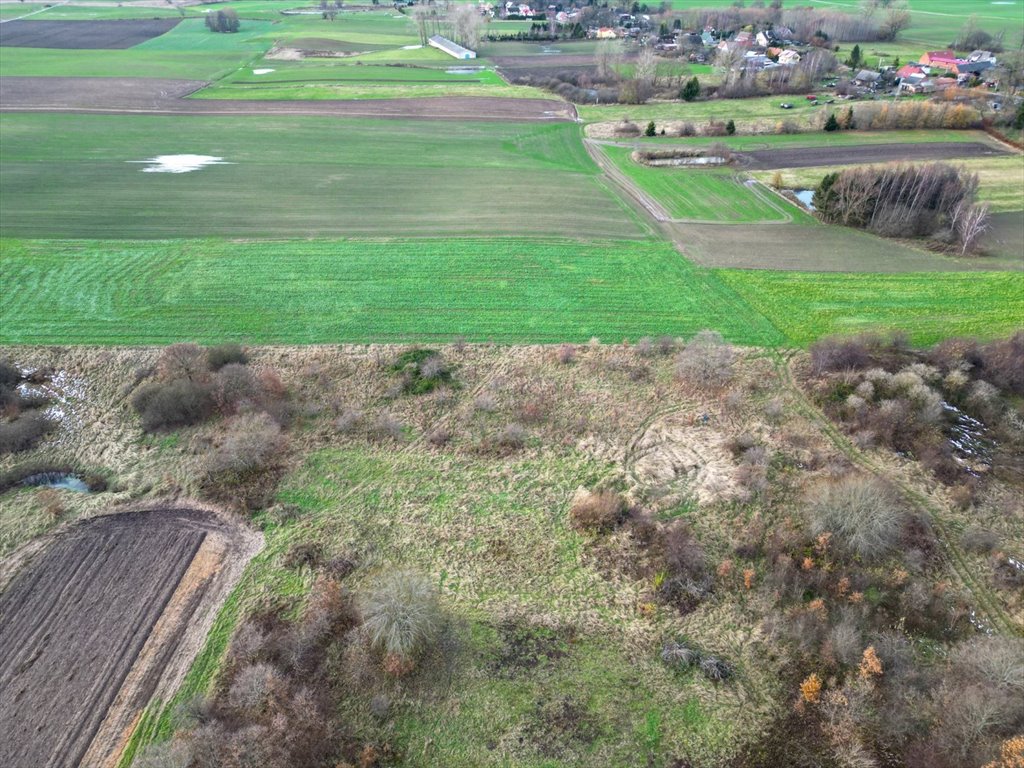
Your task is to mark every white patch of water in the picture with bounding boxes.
[130,155,233,174]
[253,68,275,75]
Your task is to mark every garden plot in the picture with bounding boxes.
[0,507,261,768]
[0,18,180,49]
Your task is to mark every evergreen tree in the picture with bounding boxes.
[726,119,736,135]
[824,113,840,132]
[645,121,657,137]
[681,76,700,102]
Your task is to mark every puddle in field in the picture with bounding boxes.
[20,473,91,493]
[130,155,233,174]
[447,66,484,74]
[540,46,561,54]
[253,68,275,75]
[793,189,816,209]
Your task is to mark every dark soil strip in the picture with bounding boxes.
[0,509,214,768]
[0,77,575,121]
[0,19,181,50]
[744,141,1013,170]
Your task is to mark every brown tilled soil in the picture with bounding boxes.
[0,507,259,768]
[0,19,181,49]
[0,76,577,121]
[743,141,1011,169]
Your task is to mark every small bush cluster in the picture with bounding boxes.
[390,348,453,395]
[675,329,735,389]
[660,640,733,682]
[0,359,55,455]
[361,570,442,670]
[132,344,289,433]
[806,476,904,562]
[569,489,626,532]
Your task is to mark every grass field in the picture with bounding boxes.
[3,235,1021,346]
[624,129,997,150]
[601,146,809,223]
[718,268,1024,345]
[193,60,552,100]
[0,114,640,240]
[0,237,784,345]
[579,94,832,127]
[753,155,1024,214]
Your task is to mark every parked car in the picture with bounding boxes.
[780,102,793,109]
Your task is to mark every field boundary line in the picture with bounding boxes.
[0,0,67,23]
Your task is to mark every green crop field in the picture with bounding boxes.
[717,268,1024,346]
[194,60,550,100]
[601,146,809,223]
[579,94,832,127]
[0,114,640,240]
[0,237,784,346]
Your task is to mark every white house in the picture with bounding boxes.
[428,35,477,60]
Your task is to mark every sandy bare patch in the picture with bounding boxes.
[252,68,275,75]
[629,412,738,503]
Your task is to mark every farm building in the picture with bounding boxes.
[428,35,476,60]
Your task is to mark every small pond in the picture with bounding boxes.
[20,472,91,492]
[792,189,816,210]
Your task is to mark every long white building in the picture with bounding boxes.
[428,35,476,60]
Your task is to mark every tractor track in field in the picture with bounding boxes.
[772,352,1021,638]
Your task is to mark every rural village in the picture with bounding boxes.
[0,1,1022,767]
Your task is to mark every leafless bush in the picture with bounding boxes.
[807,476,905,561]
[474,392,497,413]
[676,330,735,388]
[0,413,53,455]
[699,656,732,682]
[335,408,363,434]
[361,570,441,663]
[157,343,206,381]
[495,423,527,451]
[132,379,215,432]
[427,426,452,447]
[213,363,256,411]
[764,398,785,421]
[368,412,404,442]
[961,526,1000,554]
[664,521,707,582]
[208,413,286,478]
[207,343,248,371]
[133,739,193,768]
[227,662,282,716]
[556,344,576,365]
[656,335,679,355]
[635,337,655,357]
[661,640,701,669]
[569,489,626,532]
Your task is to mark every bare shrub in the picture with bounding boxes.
[361,570,441,663]
[133,739,193,768]
[427,426,452,447]
[227,662,282,716]
[474,392,497,413]
[207,343,248,371]
[807,476,905,561]
[699,656,732,682]
[157,343,206,381]
[961,526,999,554]
[208,413,286,477]
[556,344,576,365]
[213,363,256,411]
[495,423,527,452]
[810,335,874,374]
[368,412,404,442]
[656,335,679,355]
[676,330,734,388]
[132,379,215,432]
[0,413,53,454]
[335,408,363,434]
[569,489,626,532]
[661,640,701,668]
[635,337,655,357]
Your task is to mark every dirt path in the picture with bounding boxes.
[773,353,1022,638]
[0,506,261,768]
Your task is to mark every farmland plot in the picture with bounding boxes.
[0,19,181,49]
[0,508,260,768]
[0,114,635,239]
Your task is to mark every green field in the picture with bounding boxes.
[3,235,1021,346]
[0,237,784,345]
[718,268,1024,345]
[193,60,549,100]
[0,114,640,240]
[627,129,995,151]
[601,146,808,223]
[579,94,833,127]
